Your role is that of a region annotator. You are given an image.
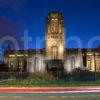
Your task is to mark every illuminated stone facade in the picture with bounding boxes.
[46,12,64,60]
[3,12,100,73]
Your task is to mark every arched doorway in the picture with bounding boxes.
[49,67,60,77]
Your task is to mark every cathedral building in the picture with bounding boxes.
[3,12,100,74]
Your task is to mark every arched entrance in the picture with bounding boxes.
[46,60,64,77]
[49,68,60,77]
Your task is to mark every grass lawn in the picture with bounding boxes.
[0,78,100,87]
[0,73,99,87]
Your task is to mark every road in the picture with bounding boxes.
[0,92,100,100]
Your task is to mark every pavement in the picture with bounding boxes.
[0,92,100,100]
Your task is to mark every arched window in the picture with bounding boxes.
[71,56,75,70]
[34,57,39,72]
[96,57,100,71]
[87,56,92,70]
[51,46,58,59]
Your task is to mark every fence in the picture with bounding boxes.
[0,72,29,80]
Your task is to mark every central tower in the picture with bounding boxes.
[45,12,64,60]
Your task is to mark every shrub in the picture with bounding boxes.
[71,68,94,81]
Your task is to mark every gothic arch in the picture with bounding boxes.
[71,55,76,70]
[34,56,39,72]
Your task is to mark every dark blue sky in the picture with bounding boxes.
[0,0,100,49]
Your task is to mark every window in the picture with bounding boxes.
[87,56,92,70]
[87,60,92,70]
[34,57,39,72]
[60,36,62,39]
[96,56,100,71]
[51,18,58,33]
[71,56,75,70]
[19,62,23,70]
[51,46,58,59]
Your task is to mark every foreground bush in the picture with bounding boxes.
[70,68,94,81]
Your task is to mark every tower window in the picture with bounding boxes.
[51,46,58,59]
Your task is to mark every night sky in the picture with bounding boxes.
[0,0,100,49]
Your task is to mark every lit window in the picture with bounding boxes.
[9,55,15,57]
[17,55,24,57]
[55,18,57,21]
